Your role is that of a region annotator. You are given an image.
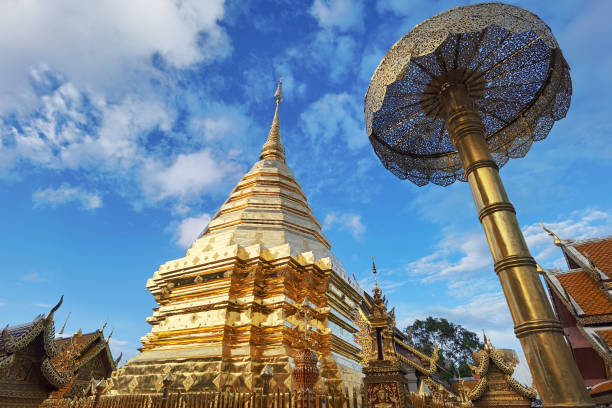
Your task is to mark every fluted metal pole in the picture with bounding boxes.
[441,83,593,407]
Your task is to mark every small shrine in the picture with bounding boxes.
[361,260,448,407]
[459,337,536,407]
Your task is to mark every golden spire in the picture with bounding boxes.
[259,78,286,162]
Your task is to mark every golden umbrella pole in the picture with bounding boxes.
[364,3,594,405]
[442,83,591,407]
[364,3,594,407]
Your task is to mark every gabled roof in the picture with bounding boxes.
[574,239,612,279]
[541,231,612,322]
[541,231,612,368]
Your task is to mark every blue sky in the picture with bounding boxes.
[1,0,611,384]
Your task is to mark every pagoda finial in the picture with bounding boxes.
[274,76,283,104]
[372,256,378,289]
[260,77,286,162]
[541,222,562,246]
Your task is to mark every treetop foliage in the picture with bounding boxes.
[403,316,484,378]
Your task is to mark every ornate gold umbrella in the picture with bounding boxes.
[365,3,593,406]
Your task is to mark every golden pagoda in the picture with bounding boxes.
[108,80,365,394]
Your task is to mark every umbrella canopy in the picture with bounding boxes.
[365,2,571,186]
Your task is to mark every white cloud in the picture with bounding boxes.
[300,92,366,150]
[32,303,52,308]
[323,212,365,238]
[311,31,357,83]
[20,273,44,282]
[406,230,492,290]
[142,149,241,203]
[0,0,230,109]
[175,213,212,248]
[2,70,247,206]
[33,183,102,210]
[1,75,173,174]
[310,0,364,32]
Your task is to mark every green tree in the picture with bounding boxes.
[404,317,483,379]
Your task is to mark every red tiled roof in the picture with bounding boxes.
[556,271,612,316]
[598,330,612,348]
[575,239,612,279]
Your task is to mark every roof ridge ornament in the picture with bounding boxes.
[541,222,563,246]
[259,77,286,162]
[58,312,71,335]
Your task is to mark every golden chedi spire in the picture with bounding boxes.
[113,77,365,395]
[259,78,285,162]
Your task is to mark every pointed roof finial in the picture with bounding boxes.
[106,329,114,344]
[260,77,286,162]
[541,222,562,246]
[372,256,378,289]
[58,312,71,335]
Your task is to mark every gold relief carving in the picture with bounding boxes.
[367,382,401,408]
[182,375,195,391]
[128,377,139,393]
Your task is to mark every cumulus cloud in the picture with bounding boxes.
[141,149,241,203]
[0,72,172,173]
[300,92,366,150]
[33,183,102,210]
[323,212,365,238]
[0,0,230,108]
[175,213,212,248]
[2,66,248,207]
[310,0,364,32]
[311,31,358,83]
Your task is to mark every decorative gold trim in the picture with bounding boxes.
[478,202,516,223]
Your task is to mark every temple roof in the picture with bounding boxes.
[541,231,612,319]
[541,230,612,367]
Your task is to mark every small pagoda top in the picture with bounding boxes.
[460,337,536,407]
